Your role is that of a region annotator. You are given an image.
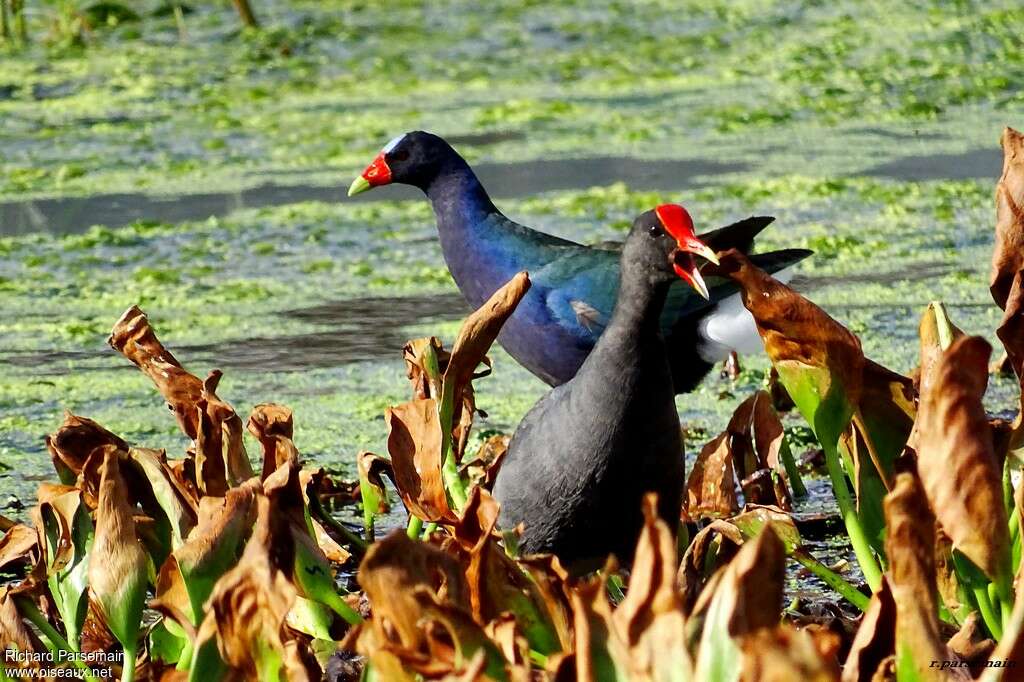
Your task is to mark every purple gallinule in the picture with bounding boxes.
[349,132,810,392]
[491,204,714,569]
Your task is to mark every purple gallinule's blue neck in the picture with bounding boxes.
[349,131,811,392]
[491,205,714,570]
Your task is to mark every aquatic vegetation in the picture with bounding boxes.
[2,132,1024,679]
[0,1,1017,200]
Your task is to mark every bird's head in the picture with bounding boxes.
[348,131,449,196]
[626,204,720,298]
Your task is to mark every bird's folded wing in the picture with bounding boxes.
[533,250,619,344]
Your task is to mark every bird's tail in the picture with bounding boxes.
[695,248,812,362]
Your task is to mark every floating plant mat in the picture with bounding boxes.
[0,1,1021,203]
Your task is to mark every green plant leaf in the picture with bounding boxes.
[38,489,93,649]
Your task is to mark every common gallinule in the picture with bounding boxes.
[491,204,714,570]
[349,132,810,392]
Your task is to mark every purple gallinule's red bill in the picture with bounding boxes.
[491,204,716,570]
[349,132,811,393]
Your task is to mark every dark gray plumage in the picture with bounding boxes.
[493,207,702,572]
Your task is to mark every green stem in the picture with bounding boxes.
[420,344,469,512]
[120,645,137,682]
[823,442,883,591]
[309,491,367,554]
[422,522,438,538]
[406,515,424,540]
[354,473,378,545]
[778,438,807,498]
[328,594,363,627]
[792,549,870,611]
[1011,509,1021,577]
[361,501,375,544]
[1003,459,1014,518]
[438,381,469,510]
[528,650,548,668]
[676,522,690,561]
[14,597,92,676]
[974,584,1002,640]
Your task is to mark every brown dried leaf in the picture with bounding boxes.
[126,447,199,545]
[46,412,128,479]
[719,527,785,637]
[915,336,1011,583]
[946,613,996,676]
[356,451,392,515]
[741,624,841,682]
[568,574,630,681]
[917,303,964,399]
[32,485,83,578]
[451,488,565,657]
[0,587,46,674]
[444,272,531,406]
[685,432,738,519]
[155,479,261,625]
[109,307,253,495]
[262,454,353,626]
[385,398,456,523]
[409,588,511,679]
[247,403,296,481]
[404,336,447,400]
[717,248,865,420]
[693,529,786,680]
[0,524,38,573]
[484,614,532,673]
[108,305,204,439]
[516,554,573,653]
[933,527,965,622]
[997,273,1024,392]
[884,470,967,681]
[611,494,693,680]
[990,127,1024,311]
[842,578,896,682]
[196,371,253,491]
[355,530,469,658]
[194,494,316,681]
[88,445,151,653]
[729,391,790,507]
[451,485,501,555]
[677,520,744,614]
[460,434,510,491]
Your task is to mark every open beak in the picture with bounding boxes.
[347,151,392,197]
[655,203,719,299]
[672,252,710,299]
[679,237,720,267]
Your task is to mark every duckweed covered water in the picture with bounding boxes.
[1,0,1021,553]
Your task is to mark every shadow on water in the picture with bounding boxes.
[2,263,969,375]
[0,156,749,236]
[862,147,1000,181]
[1,146,1004,236]
[1,293,470,373]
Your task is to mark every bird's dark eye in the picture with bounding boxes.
[648,224,663,237]
[390,149,410,162]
